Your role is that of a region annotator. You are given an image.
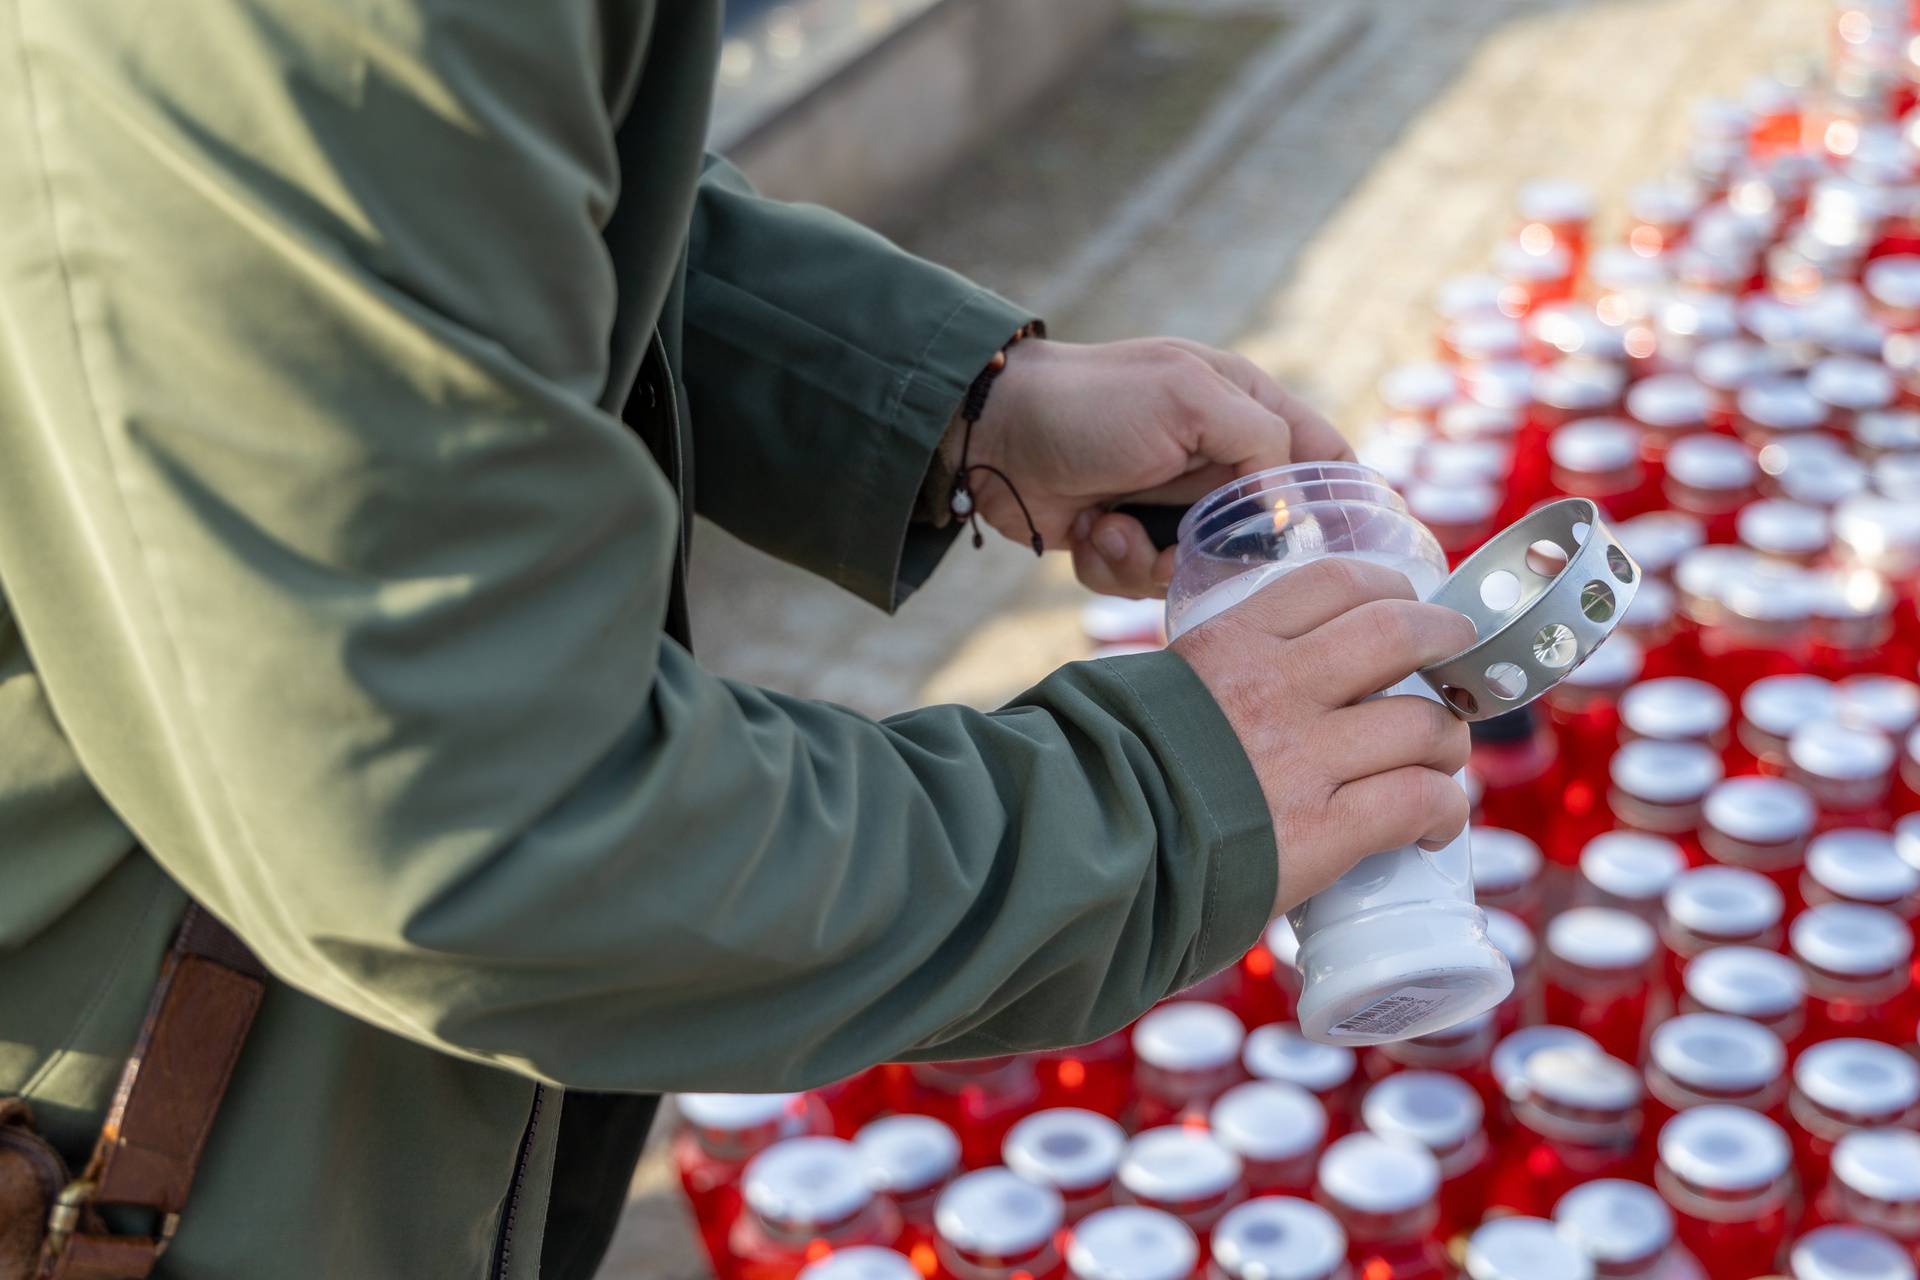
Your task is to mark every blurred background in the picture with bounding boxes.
[605,0,1821,1274]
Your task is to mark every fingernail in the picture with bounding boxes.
[1094,526,1129,561]
[1070,510,1095,542]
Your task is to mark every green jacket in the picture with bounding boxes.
[0,1,1278,1276]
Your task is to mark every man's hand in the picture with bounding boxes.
[1169,559,1477,915]
[966,337,1353,597]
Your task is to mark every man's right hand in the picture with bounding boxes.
[1170,558,1479,916]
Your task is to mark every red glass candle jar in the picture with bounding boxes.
[891,1060,1041,1170]
[1831,496,1920,647]
[1462,1216,1597,1280]
[1531,301,1634,365]
[1680,946,1808,1049]
[1377,363,1457,425]
[1545,636,1648,812]
[1067,1206,1200,1280]
[1546,907,1659,1063]
[1475,719,1563,845]
[733,1137,906,1280]
[1490,1045,1647,1215]
[1653,1107,1795,1280]
[1662,867,1788,995]
[1653,294,1741,378]
[1555,1178,1705,1280]
[1738,499,1833,565]
[1474,827,1545,929]
[1808,569,1899,680]
[1666,435,1762,543]
[1315,1133,1449,1280]
[1407,482,1500,569]
[1789,1039,1920,1194]
[1738,676,1839,774]
[1622,679,1733,750]
[1035,1030,1133,1121]
[1700,776,1819,903]
[1785,1225,1916,1280]
[1551,418,1655,519]
[1452,314,1528,370]
[1695,561,1818,697]
[1580,831,1688,925]
[1628,375,1718,469]
[1208,1081,1326,1198]
[1117,1127,1247,1244]
[1790,903,1918,1045]
[1207,1197,1350,1280]
[1609,739,1724,864]
[932,1168,1065,1280]
[1361,1071,1491,1242]
[1003,1109,1127,1225]
[1518,179,1595,264]
[1242,1024,1356,1133]
[1538,357,1629,431]
[1643,1013,1788,1134]
[1789,719,1898,829]
[796,1247,922,1280]
[1497,240,1576,313]
[1362,1003,1500,1103]
[1622,579,1684,679]
[1628,177,1705,253]
[1132,1003,1246,1132]
[857,1115,961,1259]
[1489,1025,1600,1133]
[1486,910,1542,1040]
[678,1093,835,1270]
[1904,742,1920,818]
[1803,829,1920,931]
[1815,1129,1920,1264]
[1809,355,1898,437]
[1695,340,1783,428]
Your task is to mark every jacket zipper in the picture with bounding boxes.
[489,1084,546,1280]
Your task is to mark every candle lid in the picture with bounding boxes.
[1835,674,1920,736]
[1422,439,1511,487]
[1454,315,1528,362]
[1852,407,1920,454]
[1649,1012,1784,1093]
[1473,827,1544,893]
[1066,1206,1199,1280]
[1519,178,1595,224]
[1611,739,1723,805]
[1704,776,1816,844]
[1465,359,1537,412]
[855,1114,960,1196]
[1316,1133,1439,1214]
[1628,178,1704,227]
[1810,308,1888,359]
[1493,1026,1600,1101]
[1551,419,1640,472]
[1790,903,1912,976]
[1658,1106,1790,1190]
[1666,434,1759,490]
[797,1247,922,1280]
[1592,243,1671,294]
[1622,577,1675,630]
[1209,1080,1326,1163]
[1790,718,1896,781]
[1548,907,1657,970]
[1379,362,1457,414]
[1720,559,1818,623]
[1627,374,1715,431]
[1740,293,1813,346]
[1243,1023,1354,1093]
[1484,908,1537,971]
[1788,1225,1917,1280]
[1676,545,1763,606]
[1684,945,1805,1019]
[1553,1179,1674,1269]
[1873,451,1920,500]
[1537,357,1626,410]
[1617,511,1707,575]
[1527,1046,1642,1113]
[1807,829,1918,905]
[1833,495,1920,569]
[1795,1040,1920,1117]
[1738,499,1831,556]
[1771,444,1871,507]
[1497,240,1572,283]
[1809,356,1897,412]
[1439,401,1523,442]
[1866,253,1920,309]
[1437,274,1509,323]
[679,1091,803,1131]
[1408,481,1500,527]
[1118,1127,1242,1204]
[745,1137,875,1227]
[1742,674,1837,738]
[1559,632,1644,690]
[1464,1217,1595,1280]
[1621,678,1731,741]
[1832,1129,1920,1204]
[1209,1198,1346,1280]
[936,1168,1064,1257]
[1132,1001,1244,1073]
[1580,832,1686,903]
[1666,866,1784,938]
[1657,291,1739,343]
[1003,1108,1126,1195]
[1694,339,1777,392]
[1363,1071,1484,1152]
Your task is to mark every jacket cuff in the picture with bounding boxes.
[1092,649,1279,990]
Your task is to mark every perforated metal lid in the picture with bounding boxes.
[1464,1216,1596,1280]
[1243,1024,1354,1093]
[1316,1133,1440,1214]
[1791,903,1912,976]
[1473,826,1544,893]
[1796,1040,1920,1117]
[744,1137,876,1227]
[1621,678,1731,741]
[797,1247,923,1280]
[679,1092,803,1132]
[1667,434,1759,490]
[1833,1129,1920,1203]
[1742,674,1837,738]
[1835,675,1920,736]
[1611,739,1723,804]
[1684,946,1804,1019]
[935,1168,1065,1256]
[1548,907,1657,970]
[1066,1206,1199,1280]
[1650,1012,1784,1093]
[1379,362,1458,415]
[1580,832,1686,903]
[1362,1071,1484,1152]
[1210,1197,1347,1280]
[1554,1179,1674,1268]
[1132,1001,1244,1073]
[1790,718,1897,781]
[1807,830,1918,905]
[1627,374,1715,431]
[1484,908,1537,971]
[1003,1109,1126,1195]
[1659,1106,1790,1191]
[1703,776,1816,844]
[855,1114,960,1195]
[1493,1026,1600,1101]
[1738,500,1832,556]
[1118,1127,1242,1205]
[1209,1081,1327,1162]
[1788,1225,1918,1280]
[1527,1046,1642,1113]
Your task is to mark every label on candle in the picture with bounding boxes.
[1328,986,1454,1039]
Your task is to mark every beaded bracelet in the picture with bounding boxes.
[952,320,1047,555]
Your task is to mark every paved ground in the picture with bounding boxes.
[602,0,1814,1274]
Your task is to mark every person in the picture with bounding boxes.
[0,3,1473,1277]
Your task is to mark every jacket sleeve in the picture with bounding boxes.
[684,156,1029,610]
[0,0,1277,1092]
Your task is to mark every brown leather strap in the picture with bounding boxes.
[40,905,265,1280]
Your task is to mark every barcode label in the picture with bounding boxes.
[1327,986,1452,1039]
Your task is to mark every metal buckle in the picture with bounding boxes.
[44,1178,179,1260]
